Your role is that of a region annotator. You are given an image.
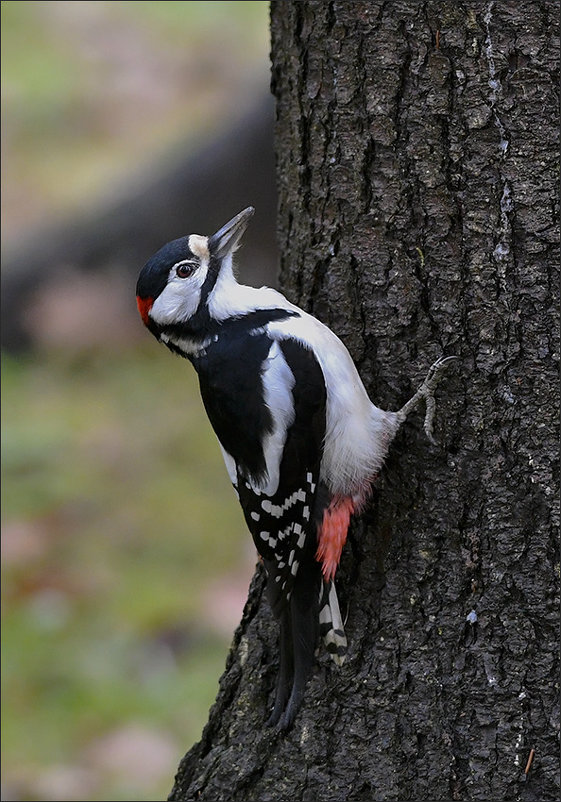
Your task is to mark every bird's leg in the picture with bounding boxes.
[395,356,457,443]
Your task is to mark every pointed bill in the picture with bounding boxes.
[208,207,254,258]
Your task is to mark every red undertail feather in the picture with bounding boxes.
[316,496,355,581]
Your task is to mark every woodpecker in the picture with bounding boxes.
[136,207,455,729]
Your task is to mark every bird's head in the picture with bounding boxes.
[136,206,254,338]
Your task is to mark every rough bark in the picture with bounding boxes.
[170,2,559,801]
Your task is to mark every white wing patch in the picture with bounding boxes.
[268,312,399,497]
[254,340,296,496]
[218,443,237,486]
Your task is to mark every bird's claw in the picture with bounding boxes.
[422,356,458,393]
[395,356,457,441]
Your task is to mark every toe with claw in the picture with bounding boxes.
[395,356,457,443]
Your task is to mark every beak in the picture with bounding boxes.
[208,207,254,259]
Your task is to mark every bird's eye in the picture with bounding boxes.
[175,262,197,279]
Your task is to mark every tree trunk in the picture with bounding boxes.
[169,2,559,800]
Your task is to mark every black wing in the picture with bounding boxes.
[200,331,331,727]
[237,336,328,616]
[193,324,274,485]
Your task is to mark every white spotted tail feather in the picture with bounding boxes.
[319,581,347,666]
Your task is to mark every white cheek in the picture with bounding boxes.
[150,265,208,324]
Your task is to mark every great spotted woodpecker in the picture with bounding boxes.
[136,207,455,729]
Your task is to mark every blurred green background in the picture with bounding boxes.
[1,2,271,800]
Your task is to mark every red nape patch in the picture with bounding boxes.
[136,296,154,326]
[316,496,355,581]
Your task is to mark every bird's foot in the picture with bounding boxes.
[395,356,457,443]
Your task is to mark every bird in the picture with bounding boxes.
[136,206,455,729]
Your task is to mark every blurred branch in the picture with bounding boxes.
[1,94,278,351]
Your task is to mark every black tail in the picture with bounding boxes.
[266,609,293,725]
[266,559,321,729]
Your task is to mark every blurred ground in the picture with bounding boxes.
[2,0,270,238]
[1,3,270,800]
